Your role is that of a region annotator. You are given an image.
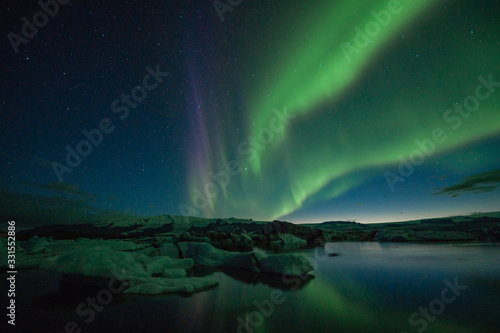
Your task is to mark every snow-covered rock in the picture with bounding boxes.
[124,276,218,294]
[144,256,194,275]
[178,241,227,260]
[17,253,51,268]
[132,246,159,257]
[278,233,307,247]
[70,239,140,251]
[24,236,51,254]
[159,242,180,258]
[35,238,143,255]
[39,247,150,278]
[162,269,187,278]
[224,233,254,251]
[0,252,49,269]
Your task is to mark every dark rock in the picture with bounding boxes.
[260,220,324,245]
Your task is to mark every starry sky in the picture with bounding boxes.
[1,0,499,225]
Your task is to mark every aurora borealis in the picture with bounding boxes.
[184,0,500,222]
[1,0,499,224]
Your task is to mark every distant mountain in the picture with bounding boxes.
[12,211,500,243]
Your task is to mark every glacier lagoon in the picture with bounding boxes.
[8,242,500,333]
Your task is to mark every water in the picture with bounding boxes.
[9,242,500,332]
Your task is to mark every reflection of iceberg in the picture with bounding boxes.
[221,267,314,290]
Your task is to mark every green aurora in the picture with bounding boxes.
[185,0,500,222]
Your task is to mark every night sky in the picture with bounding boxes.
[1,0,499,225]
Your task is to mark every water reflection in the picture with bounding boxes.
[221,267,314,290]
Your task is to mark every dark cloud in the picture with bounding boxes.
[106,195,119,201]
[31,182,95,197]
[0,182,129,227]
[427,174,448,181]
[434,169,500,197]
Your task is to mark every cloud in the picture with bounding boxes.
[106,195,119,201]
[31,181,95,197]
[434,169,500,197]
[0,182,129,227]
